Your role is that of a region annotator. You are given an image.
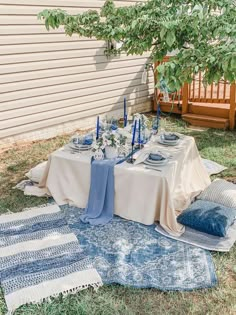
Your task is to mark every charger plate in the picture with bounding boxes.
[158,138,180,146]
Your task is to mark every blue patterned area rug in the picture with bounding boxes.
[63,205,218,291]
[0,204,102,314]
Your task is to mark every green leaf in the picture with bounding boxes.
[222,60,229,72]
[210,56,216,63]
[230,57,236,70]
[157,64,165,74]
[131,20,137,29]
[45,19,50,31]
[166,31,175,47]
[198,11,203,20]
[160,27,166,40]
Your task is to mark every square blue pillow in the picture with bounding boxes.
[177,200,236,237]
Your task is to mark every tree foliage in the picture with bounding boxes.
[38,0,236,89]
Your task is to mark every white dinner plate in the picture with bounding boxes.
[69,143,91,151]
[146,158,167,165]
[157,138,180,146]
[74,144,91,148]
[161,134,179,142]
[143,159,168,167]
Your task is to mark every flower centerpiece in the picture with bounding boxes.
[92,130,127,159]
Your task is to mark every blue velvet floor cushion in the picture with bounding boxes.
[177,200,236,237]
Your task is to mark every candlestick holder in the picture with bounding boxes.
[126,144,135,164]
[133,141,144,149]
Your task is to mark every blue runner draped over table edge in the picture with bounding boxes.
[80,159,116,225]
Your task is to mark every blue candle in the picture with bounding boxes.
[124,97,126,118]
[124,97,127,127]
[124,114,128,127]
[138,119,141,144]
[157,104,161,131]
[132,120,137,146]
[96,116,99,139]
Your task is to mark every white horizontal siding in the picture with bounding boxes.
[0,0,152,140]
[0,0,141,8]
[0,34,93,45]
[0,25,64,34]
[0,41,106,55]
[1,65,147,92]
[1,78,152,111]
[0,54,148,74]
[0,58,147,84]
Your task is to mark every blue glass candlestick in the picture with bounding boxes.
[124,97,127,127]
[96,116,100,140]
[127,120,137,164]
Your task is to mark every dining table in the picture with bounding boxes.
[39,134,211,236]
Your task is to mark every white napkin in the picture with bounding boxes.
[133,149,151,165]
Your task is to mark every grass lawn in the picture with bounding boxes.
[0,116,235,315]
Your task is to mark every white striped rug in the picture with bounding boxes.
[0,204,102,314]
[155,222,236,252]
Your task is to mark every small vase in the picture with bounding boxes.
[93,149,104,160]
[105,146,118,159]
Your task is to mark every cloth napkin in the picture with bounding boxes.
[111,124,118,131]
[80,159,116,225]
[133,149,151,165]
[163,133,179,141]
[149,153,165,161]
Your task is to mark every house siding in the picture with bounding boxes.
[0,0,153,147]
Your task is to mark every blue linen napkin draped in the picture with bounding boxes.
[80,159,116,225]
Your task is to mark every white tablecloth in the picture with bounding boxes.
[40,135,210,236]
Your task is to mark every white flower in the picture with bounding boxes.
[102,131,109,139]
[93,144,99,150]
[118,128,131,137]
